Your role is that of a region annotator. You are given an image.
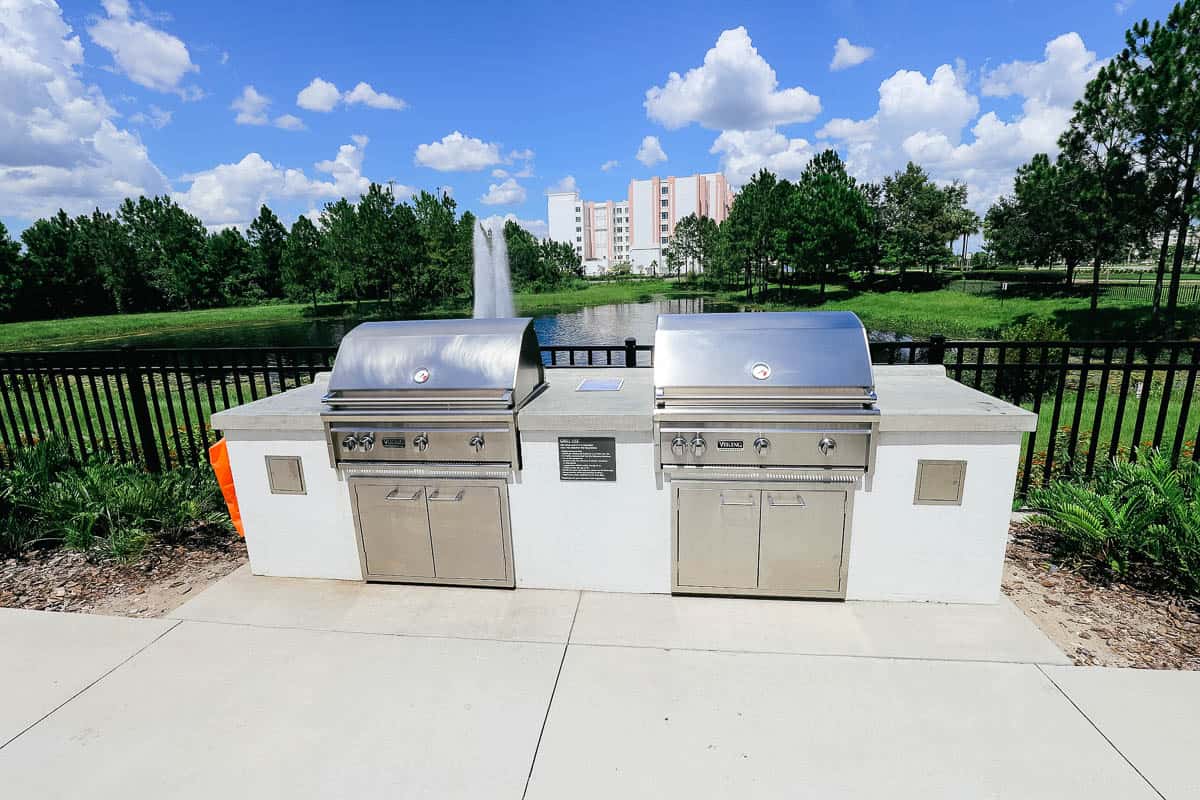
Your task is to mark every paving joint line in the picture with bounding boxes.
[522,591,582,800]
[565,638,1071,667]
[0,619,183,752]
[173,612,1069,666]
[172,615,571,647]
[1036,665,1167,800]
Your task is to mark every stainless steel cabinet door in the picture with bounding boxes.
[675,486,760,589]
[425,485,508,582]
[352,483,435,578]
[758,489,847,594]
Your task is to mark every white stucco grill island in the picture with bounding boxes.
[211,317,1036,605]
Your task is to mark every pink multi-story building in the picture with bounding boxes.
[548,172,733,275]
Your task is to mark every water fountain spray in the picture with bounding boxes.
[472,219,515,318]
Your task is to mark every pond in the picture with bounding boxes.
[62,297,907,350]
[63,298,732,350]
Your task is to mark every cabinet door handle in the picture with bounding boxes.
[719,493,755,507]
[767,494,806,508]
[427,489,465,502]
[385,488,423,502]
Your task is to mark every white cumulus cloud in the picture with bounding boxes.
[296,77,341,111]
[128,104,172,129]
[414,131,502,172]
[981,32,1102,108]
[343,81,406,110]
[816,33,1104,211]
[231,85,270,125]
[480,177,526,205]
[645,26,820,130]
[830,37,874,71]
[636,135,667,167]
[711,129,818,185]
[600,159,619,172]
[297,77,406,112]
[273,113,305,131]
[233,86,306,130]
[87,0,199,96]
[546,175,578,194]
[174,135,374,228]
[0,0,169,220]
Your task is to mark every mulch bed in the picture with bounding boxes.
[1003,523,1200,670]
[0,531,247,617]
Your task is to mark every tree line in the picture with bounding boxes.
[662,153,979,300]
[984,0,1200,320]
[0,184,582,322]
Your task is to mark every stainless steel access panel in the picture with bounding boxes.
[672,480,853,599]
[349,476,514,587]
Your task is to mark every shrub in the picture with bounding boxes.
[1027,449,1200,596]
[0,436,232,560]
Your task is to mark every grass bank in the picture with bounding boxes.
[0,277,1193,350]
[716,285,1200,339]
[0,280,702,351]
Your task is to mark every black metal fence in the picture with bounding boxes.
[872,336,1200,495]
[949,278,1200,304]
[0,337,1196,496]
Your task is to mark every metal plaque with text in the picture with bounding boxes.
[558,437,617,482]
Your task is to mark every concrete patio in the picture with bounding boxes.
[2,567,1196,799]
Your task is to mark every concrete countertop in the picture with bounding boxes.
[210,373,330,432]
[519,368,654,433]
[873,365,1038,433]
[210,364,1037,435]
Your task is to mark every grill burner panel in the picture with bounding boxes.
[321,318,545,472]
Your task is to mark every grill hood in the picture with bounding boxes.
[323,318,545,410]
[654,311,876,407]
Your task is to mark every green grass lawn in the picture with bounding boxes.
[715,285,1200,339]
[0,276,1194,351]
[0,280,704,351]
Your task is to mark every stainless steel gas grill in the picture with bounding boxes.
[321,318,546,587]
[654,311,879,599]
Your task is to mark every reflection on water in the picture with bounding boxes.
[533,297,731,345]
[60,297,907,350]
[64,298,736,350]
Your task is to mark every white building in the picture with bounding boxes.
[548,172,734,275]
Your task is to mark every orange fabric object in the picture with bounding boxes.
[208,438,245,537]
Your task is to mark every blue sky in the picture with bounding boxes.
[0,0,1178,237]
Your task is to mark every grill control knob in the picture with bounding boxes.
[818,436,837,456]
[412,434,429,453]
[469,434,485,453]
[357,433,375,452]
[341,434,359,452]
[754,437,770,455]
[670,436,688,457]
[690,436,707,457]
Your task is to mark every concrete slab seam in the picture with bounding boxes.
[1035,665,1167,800]
[564,638,1071,667]
[522,591,582,800]
[172,615,575,647]
[0,619,183,752]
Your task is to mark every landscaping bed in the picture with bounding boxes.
[1004,522,1200,669]
[0,530,245,617]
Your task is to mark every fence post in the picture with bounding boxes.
[121,346,161,472]
[624,337,638,368]
[928,334,947,365]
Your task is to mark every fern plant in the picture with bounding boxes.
[0,436,233,561]
[1028,448,1200,594]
